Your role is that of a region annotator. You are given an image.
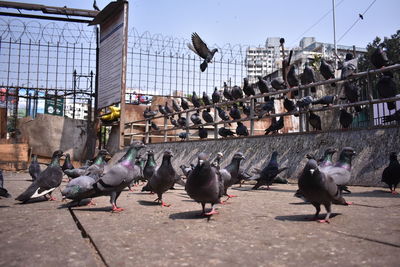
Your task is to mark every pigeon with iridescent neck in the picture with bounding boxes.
[62,153,74,171]
[220,152,245,201]
[29,154,41,182]
[318,148,337,168]
[251,151,287,190]
[16,150,64,203]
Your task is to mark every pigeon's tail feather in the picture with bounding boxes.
[0,188,11,198]
[15,182,39,202]
[200,61,208,72]
[387,101,396,110]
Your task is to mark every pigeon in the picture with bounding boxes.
[0,170,11,198]
[190,111,202,125]
[236,122,249,136]
[298,159,348,223]
[93,0,100,11]
[148,150,176,207]
[188,32,218,72]
[212,87,221,104]
[216,106,230,122]
[16,150,64,203]
[243,78,256,98]
[172,99,181,112]
[283,96,298,116]
[223,82,233,101]
[287,65,300,95]
[177,114,187,127]
[191,91,201,108]
[342,82,361,112]
[312,95,336,106]
[264,116,284,135]
[339,56,357,79]
[242,104,251,117]
[202,92,211,106]
[339,108,353,129]
[64,150,108,179]
[211,152,224,169]
[231,85,244,100]
[81,149,110,180]
[229,103,241,120]
[320,58,336,87]
[180,164,194,178]
[164,102,173,115]
[129,156,146,189]
[178,132,189,140]
[257,97,275,118]
[319,148,337,168]
[198,126,208,139]
[143,150,156,182]
[371,44,389,69]
[320,147,356,194]
[270,77,286,90]
[308,111,322,131]
[376,75,397,110]
[220,152,245,200]
[218,127,235,138]
[359,13,363,19]
[202,109,214,123]
[143,107,158,119]
[185,153,224,215]
[62,142,146,211]
[150,121,160,131]
[252,151,287,190]
[301,62,317,93]
[382,109,400,123]
[181,97,190,110]
[28,154,41,182]
[158,105,168,116]
[62,153,74,171]
[257,76,270,94]
[170,116,179,128]
[296,95,314,110]
[381,152,400,194]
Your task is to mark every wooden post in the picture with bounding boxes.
[0,108,6,139]
[145,120,150,144]
[163,117,167,142]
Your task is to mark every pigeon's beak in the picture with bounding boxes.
[309,168,315,175]
[241,155,246,160]
[199,159,204,165]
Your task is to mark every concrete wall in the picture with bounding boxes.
[18,114,88,160]
[110,126,400,187]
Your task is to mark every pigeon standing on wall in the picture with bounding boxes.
[188,32,218,72]
[301,62,316,93]
[29,154,41,182]
[320,59,336,87]
[16,150,64,203]
[298,159,348,223]
[381,152,400,194]
[218,127,235,138]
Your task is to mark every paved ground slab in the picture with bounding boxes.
[1,172,399,267]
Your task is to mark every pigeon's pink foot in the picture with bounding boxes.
[48,195,57,201]
[129,188,135,192]
[317,219,330,223]
[204,209,218,216]
[227,194,237,198]
[86,200,96,206]
[112,205,124,212]
[346,201,353,205]
[161,201,171,207]
[391,190,398,195]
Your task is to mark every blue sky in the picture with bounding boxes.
[2,0,399,48]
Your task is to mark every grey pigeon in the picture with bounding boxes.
[219,152,245,201]
[308,111,321,131]
[177,114,187,127]
[164,102,173,115]
[185,153,224,215]
[236,122,249,136]
[223,82,233,101]
[0,170,11,198]
[301,62,316,93]
[296,95,314,109]
[158,104,168,116]
[188,32,218,72]
[287,65,299,96]
[16,150,64,203]
[202,109,214,123]
[231,85,244,100]
[202,92,211,106]
[143,107,158,119]
[216,106,231,123]
[298,159,348,223]
[342,82,361,112]
[211,152,224,170]
[181,97,190,110]
[180,164,194,178]
[242,104,251,117]
[320,58,336,87]
[376,75,397,110]
[339,109,353,129]
[212,87,221,104]
[264,116,284,135]
[252,151,287,190]
[29,154,41,182]
[62,153,74,171]
[229,103,241,120]
[190,111,202,125]
[270,77,286,90]
[143,150,156,182]
[150,121,160,131]
[191,91,201,108]
[257,76,270,94]
[257,97,275,118]
[178,132,189,140]
[148,150,176,207]
[82,149,109,180]
[283,96,298,116]
[371,44,389,69]
[218,127,235,138]
[62,142,146,211]
[381,152,400,194]
[170,116,179,128]
[172,99,181,112]
[312,95,336,106]
[319,148,337,168]
[243,78,256,98]
[198,126,208,139]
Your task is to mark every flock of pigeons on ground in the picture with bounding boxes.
[143,35,398,139]
[0,142,398,223]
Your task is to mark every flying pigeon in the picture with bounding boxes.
[251,151,287,190]
[264,116,284,135]
[376,75,397,110]
[308,111,322,131]
[185,153,224,215]
[93,0,100,11]
[16,150,64,203]
[188,32,218,72]
[320,59,336,87]
[236,122,249,136]
[212,87,221,104]
[148,150,176,207]
[28,154,41,182]
[301,62,317,93]
[381,152,400,194]
[0,170,11,198]
[62,142,145,211]
[62,153,75,171]
[339,108,353,129]
[298,159,348,223]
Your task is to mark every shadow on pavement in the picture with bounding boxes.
[169,209,212,220]
[275,213,341,222]
[137,200,161,206]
